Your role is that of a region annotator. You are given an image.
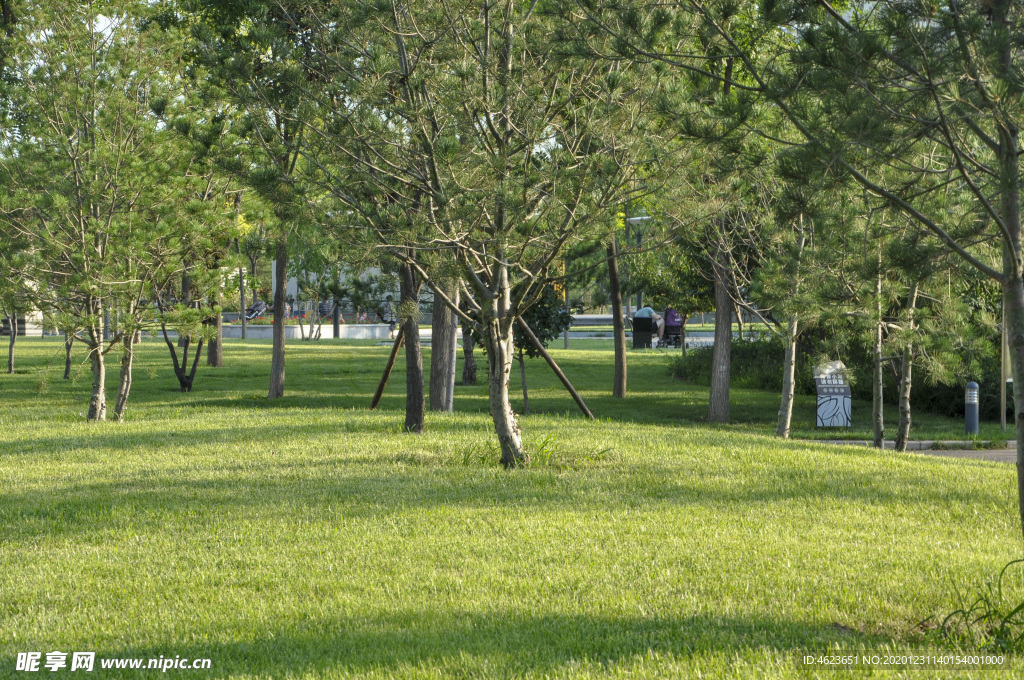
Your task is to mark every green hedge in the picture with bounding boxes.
[670,335,1012,421]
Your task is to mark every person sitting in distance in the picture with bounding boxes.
[634,305,664,341]
[379,295,398,337]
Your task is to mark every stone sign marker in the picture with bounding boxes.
[815,360,851,428]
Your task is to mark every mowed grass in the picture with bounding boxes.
[0,337,1022,679]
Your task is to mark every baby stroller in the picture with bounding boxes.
[245,300,268,320]
[318,300,335,319]
[662,308,683,348]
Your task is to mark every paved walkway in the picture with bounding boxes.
[820,439,1016,464]
[921,448,1017,464]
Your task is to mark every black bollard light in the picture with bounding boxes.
[965,381,979,436]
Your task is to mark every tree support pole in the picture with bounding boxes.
[370,327,405,410]
[515,318,595,420]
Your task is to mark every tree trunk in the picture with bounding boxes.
[518,351,530,415]
[776,224,806,438]
[680,315,687,356]
[895,283,920,451]
[250,258,259,320]
[184,338,205,393]
[991,30,1024,541]
[400,262,425,433]
[871,336,885,448]
[308,295,316,340]
[872,352,885,448]
[776,315,800,438]
[429,284,458,411]
[158,320,201,393]
[63,333,73,380]
[113,334,134,422]
[563,279,570,350]
[708,252,732,423]
[462,319,478,385]
[87,342,106,422]
[6,315,15,374]
[268,236,287,399]
[1005,274,1024,545]
[486,317,527,467]
[207,297,223,367]
[870,242,888,449]
[177,341,197,392]
[239,266,247,340]
[608,239,627,398]
[178,273,190,349]
[894,343,913,452]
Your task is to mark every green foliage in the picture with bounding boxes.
[464,284,572,357]
[176,0,325,226]
[627,243,712,316]
[0,2,231,347]
[516,286,574,358]
[670,335,793,392]
[156,304,220,344]
[670,323,1009,422]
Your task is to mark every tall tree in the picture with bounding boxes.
[573,0,1024,539]
[0,2,221,421]
[0,232,29,374]
[296,1,656,465]
[179,0,328,399]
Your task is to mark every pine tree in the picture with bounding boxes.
[293,1,658,465]
[0,2,232,420]
[178,0,331,399]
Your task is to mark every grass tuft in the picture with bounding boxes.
[930,559,1024,653]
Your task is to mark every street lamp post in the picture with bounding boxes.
[624,215,652,312]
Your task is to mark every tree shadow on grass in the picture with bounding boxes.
[1,446,1009,542]
[81,611,883,679]
[2,413,500,459]
[9,336,817,429]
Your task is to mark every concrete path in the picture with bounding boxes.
[920,448,1017,464]
[819,439,1016,464]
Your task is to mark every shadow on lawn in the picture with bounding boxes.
[10,336,799,428]
[2,415,500,459]
[97,381,783,428]
[82,611,881,678]
[1,447,1007,542]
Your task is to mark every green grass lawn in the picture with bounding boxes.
[1,337,1022,678]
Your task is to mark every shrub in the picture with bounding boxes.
[669,335,802,392]
[669,332,1012,421]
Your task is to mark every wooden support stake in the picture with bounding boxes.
[516,318,595,420]
[370,327,405,410]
